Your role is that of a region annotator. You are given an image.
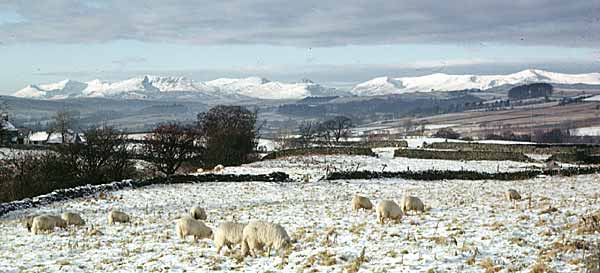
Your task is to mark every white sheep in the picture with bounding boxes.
[400,195,425,214]
[214,222,246,254]
[351,195,373,211]
[213,164,225,172]
[20,214,39,232]
[175,217,213,242]
[505,189,521,201]
[108,210,130,225]
[241,220,291,258]
[31,215,67,234]
[189,206,207,220]
[62,212,85,226]
[376,200,403,224]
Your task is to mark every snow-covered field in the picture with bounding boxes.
[1,172,599,272]
[0,148,597,273]
[222,152,545,182]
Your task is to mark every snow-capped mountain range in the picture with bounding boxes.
[12,69,600,101]
[13,76,341,101]
[351,69,600,96]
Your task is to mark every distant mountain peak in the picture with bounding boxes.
[13,75,343,101]
[350,69,600,96]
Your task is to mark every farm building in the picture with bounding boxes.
[0,114,18,145]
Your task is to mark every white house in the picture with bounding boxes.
[29,131,50,144]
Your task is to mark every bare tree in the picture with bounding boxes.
[329,116,353,143]
[298,120,319,148]
[0,100,9,146]
[274,127,294,150]
[52,111,73,144]
[317,116,353,145]
[402,119,414,136]
[198,105,258,166]
[77,126,132,181]
[143,123,204,175]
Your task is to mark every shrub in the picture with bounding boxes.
[433,128,460,139]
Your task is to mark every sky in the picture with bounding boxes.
[1,0,600,94]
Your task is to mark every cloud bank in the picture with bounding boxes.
[1,0,599,47]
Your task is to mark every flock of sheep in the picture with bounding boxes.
[354,188,522,224]
[16,187,523,262]
[19,204,293,259]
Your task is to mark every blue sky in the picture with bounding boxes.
[1,0,600,93]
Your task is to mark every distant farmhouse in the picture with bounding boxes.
[1,113,85,146]
[0,113,18,145]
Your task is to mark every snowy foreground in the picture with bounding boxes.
[1,171,599,272]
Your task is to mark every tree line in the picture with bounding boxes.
[0,105,259,202]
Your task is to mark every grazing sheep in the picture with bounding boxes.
[31,215,67,234]
[376,200,403,224]
[196,168,204,173]
[505,189,522,201]
[351,195,373,211]
[108,210,130,225]
[241,220,291,258]
[62,212,85,226]
[400,195,425,214]
[214,222,246,254]
[20,214,39,232]
[175,217,213,242]
[545,160,559,171]
[213,164,225,172]
[189,206,207,220]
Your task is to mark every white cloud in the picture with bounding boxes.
[0,0,598,47]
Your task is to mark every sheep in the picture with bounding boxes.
[175,217,213,242]
[108,210,130,225]
[214,222,246,255]
[189,206,207,220]
[213,164,225,172]
[241,220,292,258]
[351,195,373,211]
[400,195,425,214]
[31,215,67,234]
[376,200,403,224]
[62,212,85,226]
[20,214,39,232]
[505,189,521,201]
[545,160,560,171]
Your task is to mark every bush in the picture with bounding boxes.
[433,128,460,139]
[534,128,568,143]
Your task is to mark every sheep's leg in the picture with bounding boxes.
[216,245,222,255]
[267,245,272,257]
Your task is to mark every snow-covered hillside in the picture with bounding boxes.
[13,76,339,101]
[351,69,600,96]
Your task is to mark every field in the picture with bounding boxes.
[356,100,600,137]
[1,150,599,272]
